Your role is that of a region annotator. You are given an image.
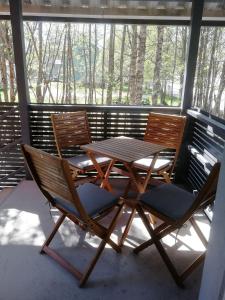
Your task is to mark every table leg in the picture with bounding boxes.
[87,151,113,192]
[123,162,145,193]
[100,159,116,191]
[141,153,159,192]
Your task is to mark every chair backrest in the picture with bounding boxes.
[51,111,91,158]
[183,162,220,222]
[21,144,88,220]
[144,113,186,151]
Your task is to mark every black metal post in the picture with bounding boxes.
[181,0,204,112]
[9,0,30,145]
[9,0,31,179]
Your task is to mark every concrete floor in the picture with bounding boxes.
[0,180,207,300]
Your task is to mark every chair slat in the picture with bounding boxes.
[51,111,91,151]
[22,144,75,205]
[144,113,186,150]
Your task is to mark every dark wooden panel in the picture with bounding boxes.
[29,104,181,181]
[0,104,25,189]
[186,110,225,191]
[5,102,225,192]
[29,105,180,162]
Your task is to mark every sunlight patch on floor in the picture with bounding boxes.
[0,208,45,246]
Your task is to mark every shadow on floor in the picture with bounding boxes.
[0,180,204,300]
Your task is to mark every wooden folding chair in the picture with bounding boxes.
[51,111,111,184]
[132,162,220,287]
[21,144,124,287]
[133,112,187,185]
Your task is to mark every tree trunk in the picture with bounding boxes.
[215,60,225,116]
[198,28,209,108]
[171,27,178,105]
[5,22,16,102]
[118,25,127,104]
[179,27,188,99]
[61,31,67,103]
[66,23,72,104]
[101,24,106,104]
[194,30,204,107]
[106,24,115,105]
[88,24,93,104]
[0,55,8,102]
[36,22,43,103]
[205,28,218,111]
[82,25,88,104]
[152,25,164,105]
[208,30,221,113]
[71,25,77,103]
[128,25,138,103]
[93,24,97,103]
[134,25,147,105]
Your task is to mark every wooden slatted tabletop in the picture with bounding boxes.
[81,137,166,163]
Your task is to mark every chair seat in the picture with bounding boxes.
[133,157,171,171]
[67,154,111,171]
[53,183,118,218]
[140,184,195,221]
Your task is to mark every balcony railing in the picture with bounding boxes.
[0,103,25,189]
[0,102,224,191]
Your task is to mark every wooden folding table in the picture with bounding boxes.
[81,137,166,193]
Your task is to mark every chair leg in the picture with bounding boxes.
[134,238,154,254]
[40,205,124,287]
[104,203,124,251]
[161,171,171,183]
[119,207,136,247]
[180,253,205,282]
[79,239,107,287]
[80,204,124,286]
[40,213,66,253]
[189,217,208,248]
[123,178,132,198]
[136,205,184,287]
[134,223,175,254]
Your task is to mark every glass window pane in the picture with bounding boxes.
[0,20,17,103]
[24,22,187,106]
[193,27,225,118]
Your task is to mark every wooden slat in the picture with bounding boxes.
[0,103,24,189]
[51,111,91,149]
[144,113,186,150]
[186,111,225,190]
[29,105,181,165]
[82,138,165,163]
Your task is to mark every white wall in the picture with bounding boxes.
[199,148,225,299]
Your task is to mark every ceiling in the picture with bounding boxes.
[0,0,224,20]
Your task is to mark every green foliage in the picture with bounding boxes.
[2,20,225,117]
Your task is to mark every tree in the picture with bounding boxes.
[152,26,164,105]
[170,27,178,105]
[101,24,106,104]
[215,59,225,117]
[128,25,137,103]
[36,22,43,102]
[205,28,218,111]
[118,25,127,104]
[179,27,188,99]
[106,24,115,105]
[135,25,147,104]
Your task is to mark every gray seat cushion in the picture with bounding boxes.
[133,157,171,171]
[140,184,195,221]
[68,154,111,170]
[53,183,118,218]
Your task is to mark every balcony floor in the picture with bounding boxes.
[0,180,207,300]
